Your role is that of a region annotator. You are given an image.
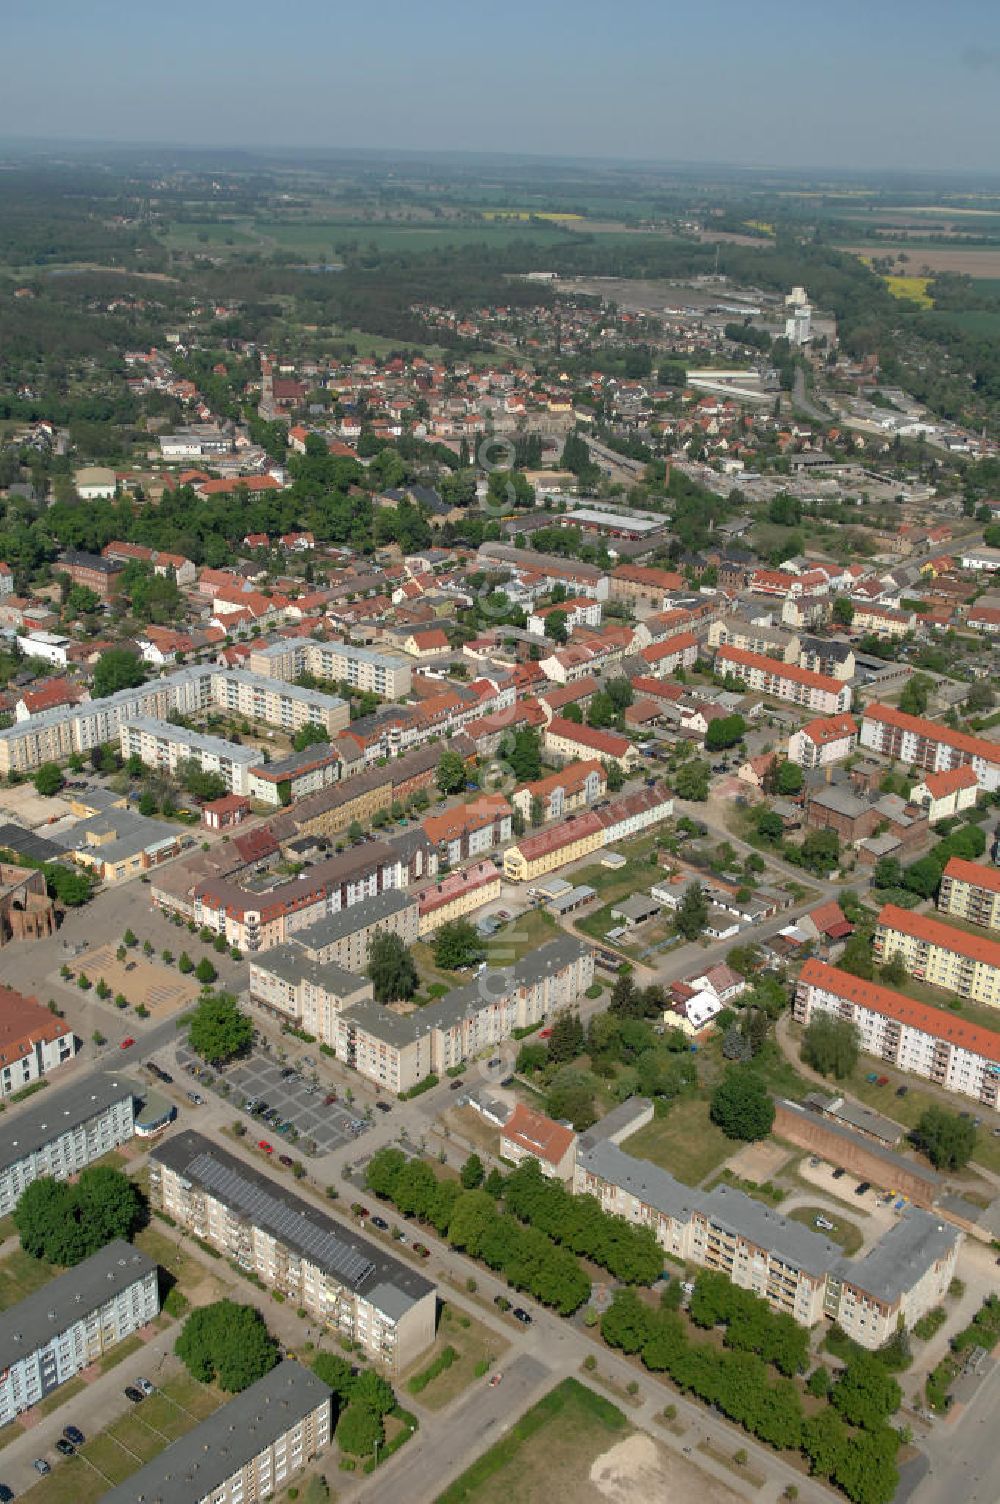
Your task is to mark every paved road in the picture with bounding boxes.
[911,1360,1000,1504]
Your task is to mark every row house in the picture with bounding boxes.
[421,794,513,868]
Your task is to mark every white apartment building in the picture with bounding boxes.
[151,1133,436,1372]
[576,1137,959,1348]
[119,718,262,796]
[0,1074,137,1216]
[100,1362,332,1504]
[248,950,374,1041]
[787,712,858,769]
[0,1242,159,1425]
[0,987,77,1099]
[249,638,412,700]
[716,646,851,714]
[795,958,1000,1109]
[859,704,1000,795]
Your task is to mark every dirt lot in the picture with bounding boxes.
[0,784,69,828]
[848,245,1000,277]
[591,1433,742,1504]
[724,1140,793,1183]
[67,945,201,1017]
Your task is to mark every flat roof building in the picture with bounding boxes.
[0,1072,138,1216]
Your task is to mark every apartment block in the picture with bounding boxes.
[119,718,262,795]
[282,889,420,973]
[542,717,642,771]
[247,742,343,806]
[100,1362,332,1504]
[421,793,512,866]
[0,1073,137,1216]
[511,761,606,825]
[58,550,124,601]
[412,859,502,936]
[210,669,351,737]
[859,703,1000,795]
[910,767,979,825]
[716,646,851,714]
[248,949,373,1041]
[249,637,412,699]
[575,1137,958,1348]
[610,563,685,611]
[707,616,800,663]
[150,1133,436,1371]
[874,903,1000,1006]
[795,958,1000,1108]
[504,784,673,883]
[0,986,77,1098]
[336,936,594,1093]
[787,713,858,769]
[938,856,1000,932]
[0,1241,158,1426]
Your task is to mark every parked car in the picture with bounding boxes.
[815,1216,835,1231]
[0,1482,14,1501]
[135,1378,154,1396]
[277,1154,293,1167]
[488,1372,503,1387]
[413,1242,430,1258]
[324,1093,338,1105]
[832,1167,846,1180]
[124,1386,145,1404]
[876,1076,889,1087]
[257,1140,274,1154]
[55,1439,75,1457]
[63,1425,85,1445]
[120,1037,135,1050]
[488,1056,501,1068]
[895,1085,908,1097]
[375,1100,392,1113]
[33,1459,51,1476]
[186,1092,204,1106]
[854,1181,871,1196]
[355,1206,370,1219]
[449,1078,465,1091]
[371,1216,389,1231]
[512,1307,532,1325]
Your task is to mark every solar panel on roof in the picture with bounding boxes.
[187,1152,375,1288]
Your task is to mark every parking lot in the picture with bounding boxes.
[176,1045,374,1155]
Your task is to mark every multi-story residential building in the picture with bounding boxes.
[526,597,602,637]
[787,712,858,769]
[543,717,642,772]
[150,1133,436,1371]
[0,1241,159,1426]
[421,794,512,867]
[0,1073,137,1216]
[873,903,1000,1006]
[58,549,124,601]
[909,767,979,825]
[101,1362,332,1504]
[102,539,196,586]
[119,718,262,795]
[190,842,402,953]
[336,936,594,1092]
[610,563,685,611]
[794,958,1000,1108]
[248,949,373,1040]
[850,602,916,639]
[511,760,606,824]
[937,856,1000,932]
[638,630,700,678]
[575,1137,959,1348]
[248,638,412,700]
[500,1104,577,1180]
[707,616,799,663]
[0,986,77,1098]
[247,742,343,806]
[0,664,348,777]
[412,859,501,936]
[797,637,855,682]
[15,630,71,669]
[279,890,420,974]
[504,784,673,882]
[859,704,1000,794]
[716,646,851,714]
[280,737,474,842]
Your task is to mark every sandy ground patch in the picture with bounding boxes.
[0,784,70,829]
[725,1139,792,1182]
[591,1433,742,1504]
[68,944,201,1016]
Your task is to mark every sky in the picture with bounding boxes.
[4,0,1000,175]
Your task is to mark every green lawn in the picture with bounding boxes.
[786,1205,864,1255]
[0,1247,57,1310]
[402,1303,508,1412]
[621,1099,734,1186]
[435,1378,629,1504]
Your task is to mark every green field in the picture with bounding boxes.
[161,215,582,258]
[620,1098,733,1186]
[0,1248,57,1310]
[435,1377,629,1504]
[930,309,1000,336]
[787,1205,864,1255]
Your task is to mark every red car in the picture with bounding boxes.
[324,1093,337,1105]
[538,1028,552,1039]
[120,1037,135,1050]
[257,1140,273,1154]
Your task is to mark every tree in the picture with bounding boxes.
[92,648,146,698]
[187,991,252,1066]
[799,827,840,875]
[367,931,418,1002]
[175,1300,278,1392]
[311,1351,356,1405]
[336,1402,384,1457]
[674,881,708,941]
[351,1369,395,1416]
[912,1106,976,1170]
[706,714,746,752]
[545,1066,597,1130]
[899,673,932,717]
[587,691,616,728]
[839,929,875,979]
[347,819,365,843]
[436,748,467,795]
[178,951,194,974]
[460,1153,485,1189]
[433,918,485,972]
[776,761,804,796]
[832,1354,901,1429]
[547,1009,584,1063]
[138,789,157,817]
[508,727,542,783]
[710,1071,775,1141]
[879,951,908,986]
[673,759,710,801]
[14,1168,143,1266]
[756,809,784,844]
[832,597,855,627]
[606,760,625,792]
[561,702,583,724]
[802,1015,860,1080]
[195,957,217,985]
[546,609,569,645]
[292,722,330,753]
[33,762,65,797]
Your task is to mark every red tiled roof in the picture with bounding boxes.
[941,856,1000,897]
[501,1103,576,1166]
[863,703,1000,767]
[921,766,979,798]
[718,646,843,695]
[414,860,499,915]
[799,713,858,747]
[877,902,1000,967]
[0,986,66,1064]
[799,958,1000,1065]
[545,717,632,758]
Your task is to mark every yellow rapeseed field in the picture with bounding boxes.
[883,274,934,308]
